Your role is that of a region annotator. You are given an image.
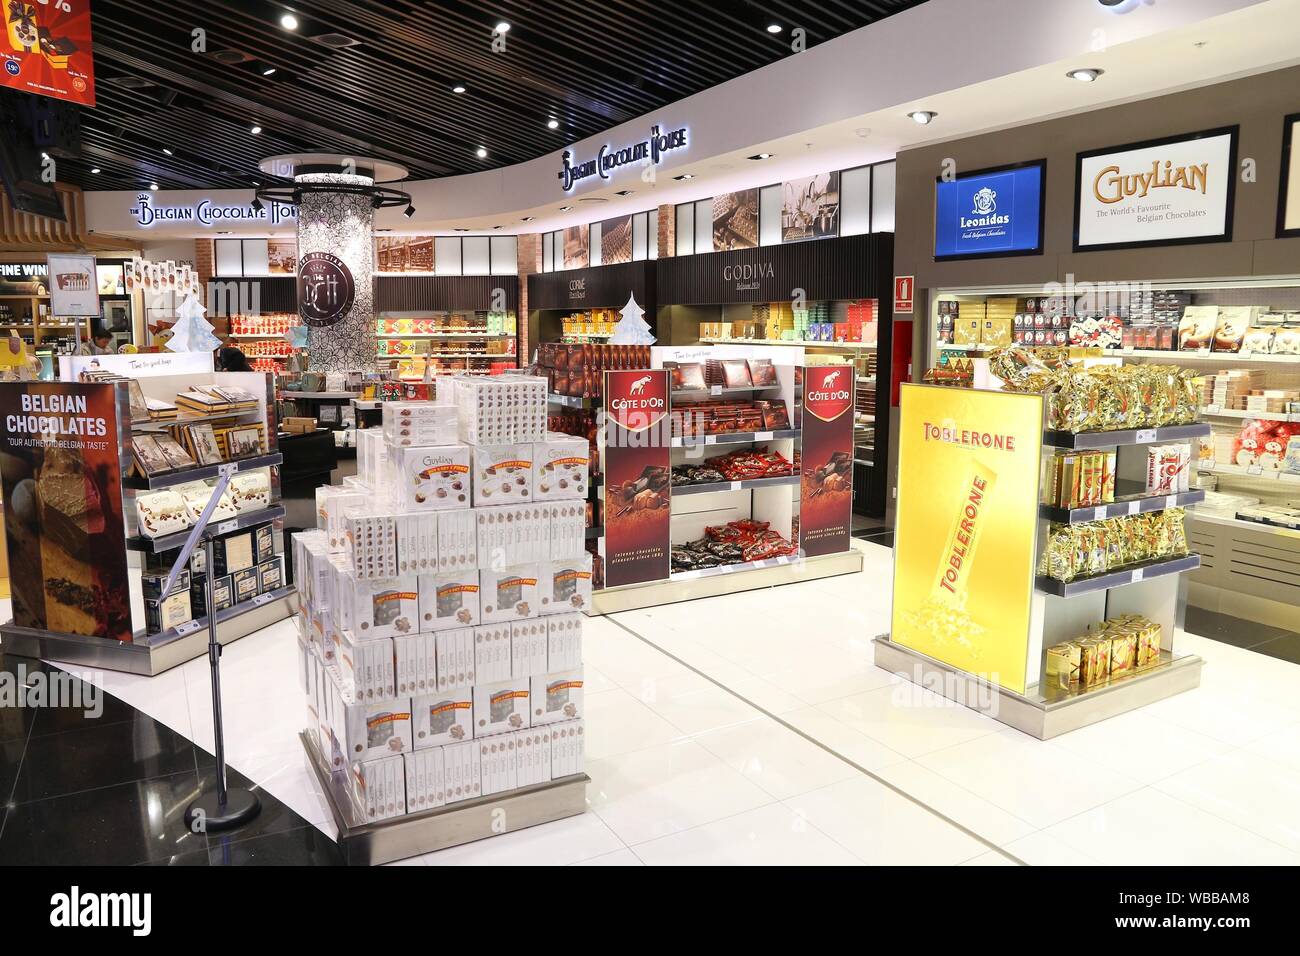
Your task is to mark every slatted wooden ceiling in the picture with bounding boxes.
[73,0,927,191]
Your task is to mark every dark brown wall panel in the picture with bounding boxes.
[527,260,656,311]
[374,275,519,312]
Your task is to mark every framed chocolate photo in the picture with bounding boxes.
[226,426,264,459]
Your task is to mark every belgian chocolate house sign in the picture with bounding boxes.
[558,124,688,191]
[298,251,355,327]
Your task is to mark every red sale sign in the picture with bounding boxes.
[2,1,96,106]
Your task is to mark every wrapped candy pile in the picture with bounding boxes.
[988,346,1200,432]
[1040,508,1189,582]
[672,448,793,486]
[671,519,797,572]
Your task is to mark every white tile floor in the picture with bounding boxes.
[18,537,1300,865]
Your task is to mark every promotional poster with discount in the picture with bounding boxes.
[799,366,855,557]
[891,385,1043,694]
[603,369,671,587]
[1,0,95,106]
[0,383,131,642]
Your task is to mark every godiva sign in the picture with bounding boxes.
[1074,126,1237,252]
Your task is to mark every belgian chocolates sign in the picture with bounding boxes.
[603,369,671,588]
[799,366,855,557]
[298,251,356,327]
[558,124,688,192]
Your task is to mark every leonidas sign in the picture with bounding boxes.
[1074,126,1237,252]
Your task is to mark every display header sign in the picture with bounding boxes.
[45,253,98,317]
[934,161,1045,260]
[559,124,687,191]
[128,193,297,228]
[0,0,95,105]
[890,385,1043,694]
[1074,126,1237,252]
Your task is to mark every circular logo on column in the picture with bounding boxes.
[297,251,355,327]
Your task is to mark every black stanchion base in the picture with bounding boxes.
[185,788,261,832]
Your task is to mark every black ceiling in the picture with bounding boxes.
[70,0,928,193]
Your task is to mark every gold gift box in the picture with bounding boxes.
[1046,641,1082,690]
[953,319,981,346]
[1078,637,1109,686]
[1136,624,1163,667]
[1109,630,1138,678]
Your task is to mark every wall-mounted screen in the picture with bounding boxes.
[934,160,1045,261]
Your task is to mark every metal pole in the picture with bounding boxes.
[204,536,228,805]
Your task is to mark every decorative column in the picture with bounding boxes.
[295,172,376,371]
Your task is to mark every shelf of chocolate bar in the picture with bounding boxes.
[670,519,799,578]
[126,451,282,490]
[671,448,796,494]
[672,428,798,448]
[1043,614,1167,698]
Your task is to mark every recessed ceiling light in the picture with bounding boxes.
[452,84,466,93]
[1066,68,1104,82]
[90,167,100,174]
[263,67,277,76]
[162,147,173,155]
[476,147,488,158]
[494,21,511,33]
[40,152,48,160]
[492,225,502,230]
[559,205,572,211]
[521,216,535,222]
[673,173,694,181]
[747,152,773,160]
[547,118,559,130]
[907,110,938,125]
[454,228,470,232]
[149,182,159,190]
[280,13,298,30]
[250,125,262,134]
[217,230,232,235]
[614,190,633,196]
[766,24,782,34]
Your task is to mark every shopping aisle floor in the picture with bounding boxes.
[16,539,1300,865]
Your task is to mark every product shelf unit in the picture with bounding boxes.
[126,504,287,552]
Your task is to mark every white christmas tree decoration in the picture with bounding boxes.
[608,293,655,345]
[167,293,222,353]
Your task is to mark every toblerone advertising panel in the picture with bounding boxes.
[890,384,1043,694]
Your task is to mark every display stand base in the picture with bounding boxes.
[300,731,589,866]
[590,549,863,615]
[0,589,298,676]
[872,636,1203,740]
[185,788,261,831]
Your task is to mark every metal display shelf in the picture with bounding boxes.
[671,428,799,447]
[126,452,283,490]
[547,392,595,409]
[591,548,862,614]
[284,391,358,400]
[300,731,589,866]
[699,337,876,349]
[1043,422,1211,449]
[671,474,799,496]
[131,407,263,429]
[1201,407,1300,422]
[126,504,286,552]
[0,585,298,677]
[1040,489,1206,524]
[375,332,512,340]
[1035,554,1202,597]
[873,638,1202,740]
[1102,347,1300,365]
[1199,462,1300,483]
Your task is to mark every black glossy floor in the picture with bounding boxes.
[0,651,342,866]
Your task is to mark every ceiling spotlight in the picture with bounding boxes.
[1067,68,1104,82]
[476,147,488,158]
[673,173,694,180]
[90,167,100,173]
[747,152,773,160]
[250,125,262,135]
[558,205,572,211]
[263,67,277,76]
[452,84,466,93]
[547,118,559,130]
[162,147,173,155]
[492,225,502,230]
[454,228,470,232]
[149,182,159,190]
[494,21,511,33]
[250,197,264,212]
[521,216,535,221]
[403,203,415,219]
[614,190,634,196]
[767,24,782,34]
[908,110,938,125]
[280,13,298,30]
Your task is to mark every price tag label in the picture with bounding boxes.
[1093,506,1108,521]
[1248,463,1264,476]
[1121,347,1135,355]
[1127,501,1141,516]
[1164,495,1177,510]
[216,520,237,535]
[1204,404,1221,415]
[1131,568,1145,583]
[253,592,274,606]
[1239,349,1253,358]
[1202,459,1216,472]
[176,620,202,636]
[710,385,722,395]
[754,431,773,441]
[704,435,717,445]
[730,481,743,491]
[1135,428,1157,443]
